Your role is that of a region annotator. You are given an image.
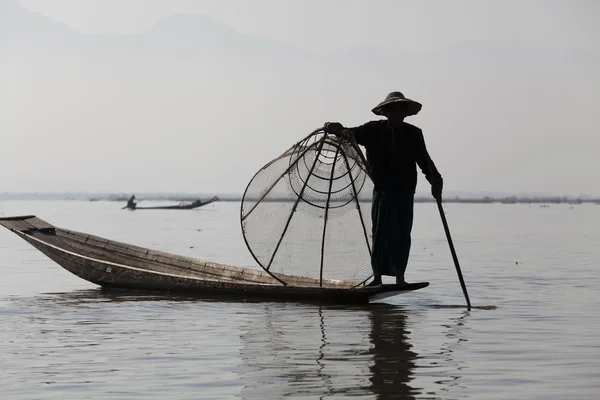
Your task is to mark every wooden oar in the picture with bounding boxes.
[436,198,471,309]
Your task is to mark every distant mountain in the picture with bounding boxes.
[1,2,598,195]
[1,0,74,41]
[6,2,596,63]
[1,2,312,62]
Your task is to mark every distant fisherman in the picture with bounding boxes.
[323,91,443,286]
[126,195,137,210]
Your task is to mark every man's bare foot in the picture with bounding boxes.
[367,277,382,287]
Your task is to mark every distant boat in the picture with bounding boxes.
[123,196,219,210]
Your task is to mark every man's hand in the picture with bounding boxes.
[432,182,443,201]
[323,122,344,135]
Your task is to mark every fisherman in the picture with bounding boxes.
[126,195,137,210]
[323,91,443,286]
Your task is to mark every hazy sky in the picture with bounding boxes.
[3,0,599,196]
[17,0,600,53]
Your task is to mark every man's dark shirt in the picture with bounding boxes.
[346,120,442,193]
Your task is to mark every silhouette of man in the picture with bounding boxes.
[126,195,137,210]
[324,91,443,286]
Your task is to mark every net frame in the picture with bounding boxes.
[240,128,373,287]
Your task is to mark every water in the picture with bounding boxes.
[1,200,599,399]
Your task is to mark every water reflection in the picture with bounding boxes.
[238,304,424,399]
[4,290,469,399]
[367,305,418,399]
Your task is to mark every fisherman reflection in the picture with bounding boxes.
[366,305,419,399]
[237,304,420,399]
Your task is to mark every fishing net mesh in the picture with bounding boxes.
[241,130,374,287]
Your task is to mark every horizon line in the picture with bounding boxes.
[1,191,599,199]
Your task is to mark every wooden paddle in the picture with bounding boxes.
[436,198,471,309]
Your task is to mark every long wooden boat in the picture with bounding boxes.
[0,215,428,304]
[126,196,219,210]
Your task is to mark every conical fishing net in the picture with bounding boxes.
[240,129,374,287]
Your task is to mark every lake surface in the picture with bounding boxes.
[1,200,599,399]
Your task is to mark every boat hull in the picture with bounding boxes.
[0,216,428,304]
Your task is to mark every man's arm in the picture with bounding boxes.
[323,121,382,147]
[415,130,443,198]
